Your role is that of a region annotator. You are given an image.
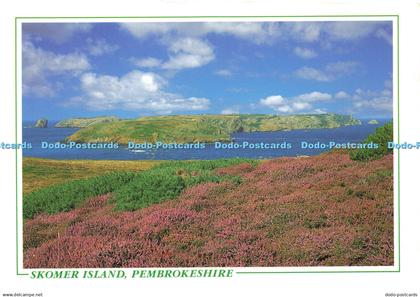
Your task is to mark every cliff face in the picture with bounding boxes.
[55,116,120,128]
[34,119,48,128]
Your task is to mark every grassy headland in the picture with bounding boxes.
[23,158,161,194]
[55,116,120,128]
[66,114,361,144]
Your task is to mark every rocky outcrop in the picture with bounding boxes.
[34,118,48,128]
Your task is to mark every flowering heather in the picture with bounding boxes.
[24,151,393,268]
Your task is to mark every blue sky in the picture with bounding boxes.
[22,21,393,121]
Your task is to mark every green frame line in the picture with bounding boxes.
[15,15,399,19]
[14,15,400,276]
[15,17,28,277]
[397,15,401,272]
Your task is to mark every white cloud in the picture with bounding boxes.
[323,22,380,41]
[351,83,392,112]
[293,47,317,59]
[130,38,214,71]
[120,22,280,44]
[294,67,331,82]
[325,61,359,75]
[260,91,332,114]
[23,41,90,97]
[71,70,210,114]
[375,28,393,45]
[294,91,332,102]
[120,23,174,39]
[161,38,215,70]
[291,102,312,111]
[313,108,328,114]
[23,23,92,43]
[123,21,390,76]
[200,22,280,44]
[285,22,391,45]
[120,22,391,45]
[86,38,119,56]
[326,81,393,115]
[384,79,392,89]
[132,57,162,68]
[335,91,350,99]
[214,69,233,77]
[294,61,359,82]
[221,107,240,114]
[227,87,249,93]
[260,95,285,106]
[284,23,321,42]
[276,105,293,113]
[259,83,392,116]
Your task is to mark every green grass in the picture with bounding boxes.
[66,114,361,144]
[23,158,161,194]
[23,158,257,219]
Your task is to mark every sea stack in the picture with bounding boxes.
[35,118,48,128]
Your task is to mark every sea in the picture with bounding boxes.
[21,119,390,160]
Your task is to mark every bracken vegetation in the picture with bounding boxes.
[23,151,393,268]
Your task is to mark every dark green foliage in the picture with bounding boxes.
[112,159,256,211]
[112,169,186,211]
[23,158,256,218]
[23,172,136,219]
[350,122,393,161]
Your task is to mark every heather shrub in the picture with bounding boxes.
[350,122,393,161]
[23,151,394,268]
[23,172,136,219]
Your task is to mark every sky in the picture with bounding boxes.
[22,21,393,121]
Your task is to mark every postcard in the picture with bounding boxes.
[0,1,419,296]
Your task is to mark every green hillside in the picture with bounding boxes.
[55,116,120,128]
[66,114,361,144]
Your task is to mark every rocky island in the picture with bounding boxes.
[34,118,48,128]
[65,113,361,144]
